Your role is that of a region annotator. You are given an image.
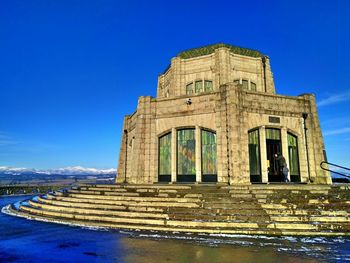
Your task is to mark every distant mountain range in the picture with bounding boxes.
[0,166,116,176]
[0,166,348,183]
[0,166,116,185]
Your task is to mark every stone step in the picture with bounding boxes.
[65,193,200,202]
[79,184,121,188]
[53,191,350,207]
[229,185,332,190]
[268,215,350,223]
[29,199,350,225]
[68,189,140,196]
[13,209,346,236]
[38,195,350,219]
[228,190,252,194]
[39,196,166,213]
[79,187,128,192]
[38,196,127,210]
[29,200,169,219]
[29,201,270,223]
[169,206,350,217]
[123,184,192,190]
[82,185,346,196]
[11,184,350,236]
[64,193,350,205]
[72,188,186,198]
[265,194,347,199]
[47,192,350,212]
[21,204,340,232]
[229,194,254,198]
[81,184,193,190]
[45,194,201,208]
[36,197,278,216]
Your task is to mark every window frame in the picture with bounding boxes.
[204,80,213,92]
[201,129,217,182]
[186,82,194,95]
[158,132,172,182]
[195,80,203,93]
[248,129,261,182]
[287,132,301,182]
[176,128,196,182]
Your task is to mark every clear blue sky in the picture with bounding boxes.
[0,0,349,169]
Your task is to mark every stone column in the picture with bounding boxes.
[259,126,268,183]
[195,126,202,183]
[281,127,290,181]
[171,128,177,183]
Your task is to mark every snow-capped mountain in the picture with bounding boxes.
[0,166,116,176]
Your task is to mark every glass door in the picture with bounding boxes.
[266,128,283,182]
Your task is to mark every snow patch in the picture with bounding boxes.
[0,166,117,176]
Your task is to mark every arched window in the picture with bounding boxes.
[159,133,172,182]
[288,133,300,182]
[177,129,196,182]
[201,130,217,182]
[248,129,261,182]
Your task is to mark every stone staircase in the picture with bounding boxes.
[10,184,350,236]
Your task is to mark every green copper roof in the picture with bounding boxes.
[177,43,263,59]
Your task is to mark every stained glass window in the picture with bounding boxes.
[288,133,300,176]
[204,80,213,92]
[159,133,171,176]
[195,80,203,93]
[201,130,217,175]
[186,83,193,95]
[248,129,261,178]
[266,128,281,140]
[177,129,196,175]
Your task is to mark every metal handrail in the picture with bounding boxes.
[320,161,350,179]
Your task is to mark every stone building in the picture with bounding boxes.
[117,44,331,185]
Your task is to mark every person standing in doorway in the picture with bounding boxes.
[274,153,289,182]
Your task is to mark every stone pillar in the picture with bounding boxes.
[281,127,290,181]
[259,126,268,183]
[171,128,177,183]
[195,126,202,183]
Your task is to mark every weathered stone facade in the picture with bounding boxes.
[117,44,331,185]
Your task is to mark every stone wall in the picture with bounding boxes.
[157,47,275,98]
[117,83,331,184]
